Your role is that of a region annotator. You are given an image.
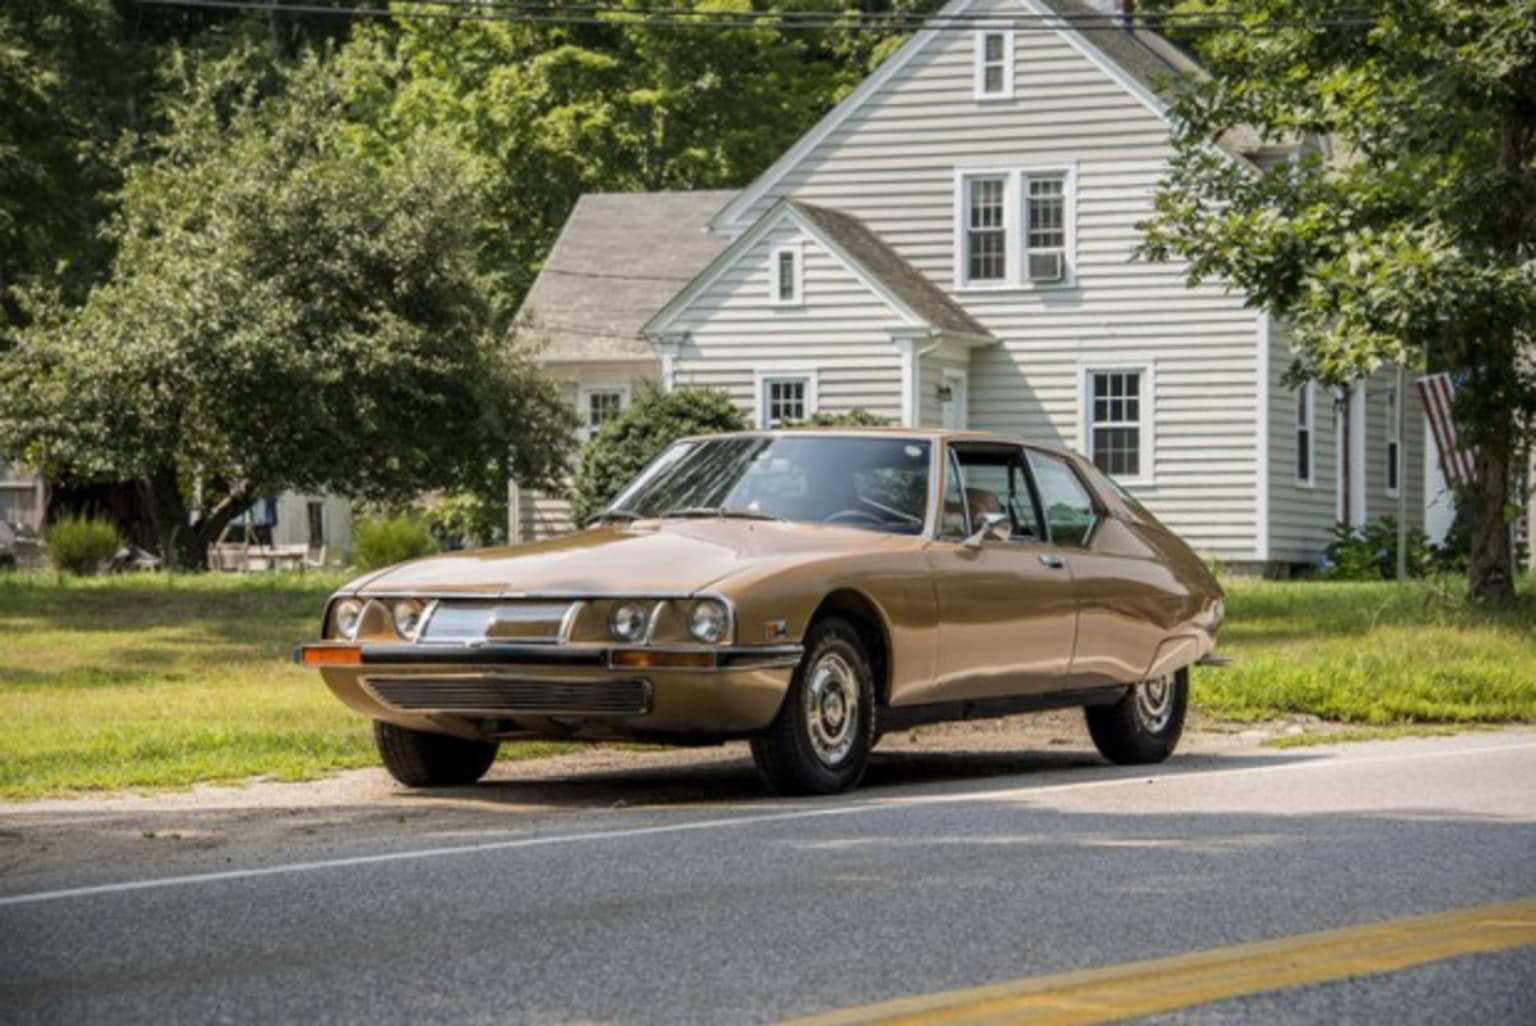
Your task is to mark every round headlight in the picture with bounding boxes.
[610,602,650,643]
[688,600,728,644]
[332,598,364,640]
[392,599,426,641]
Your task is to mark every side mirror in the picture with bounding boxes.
[963,511,1010,549]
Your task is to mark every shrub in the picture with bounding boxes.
[421,492,505,550]
[1322,517,1432,580]
[792,408,889,427]
[46,515,122,576]
[352,516,437,570]
[569,387,748,526]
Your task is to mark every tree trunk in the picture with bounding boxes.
[140,468,252,572]
[1464,407,1517,604]
[140,466,199,571]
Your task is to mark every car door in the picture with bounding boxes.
[1025,448,1167,686]
[922,443,1077,701]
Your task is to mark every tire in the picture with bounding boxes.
[373,721,499,787]
[750,617,876,796]
[1085,668,1189,765]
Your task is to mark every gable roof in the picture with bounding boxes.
[645,199,994,342]
[515,190,736,363]
[788,202,990,338]
[711,0,1253,231]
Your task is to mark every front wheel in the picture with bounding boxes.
[374,721,499,787]
[1085,668,1188,765]
[750,617,876,796]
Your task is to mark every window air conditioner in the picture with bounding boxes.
[1027,251,1065,283]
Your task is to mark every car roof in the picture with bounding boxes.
[673,427,1081,461]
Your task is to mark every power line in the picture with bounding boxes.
[251,0,1373,27]
[133,0,1381,33]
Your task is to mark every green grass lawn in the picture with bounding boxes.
[0,571,1531,799]
[0,572,572,799]
[1205,576,1536,723]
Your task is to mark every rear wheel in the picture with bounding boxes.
[373,721,499,787]
[1085,668,1188,765]
[751,617,876,796]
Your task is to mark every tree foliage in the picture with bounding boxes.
[333,2,935,302]
[1,46,574,567]
[569,387,749,526]
[1139,0,1536,603]
[0,1,137,328]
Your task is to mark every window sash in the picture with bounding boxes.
[1087,371,1143,479]
[965,177,1007,282]
[1296,384,1314,484]
[976,31,1010,97]
[1385,386,1401,494]
[1025,176,1066,252]
[773,247,800,304]
[764,378,808,425]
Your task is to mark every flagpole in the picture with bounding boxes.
[1397,362,1408,582]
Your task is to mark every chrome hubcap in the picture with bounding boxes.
[804,652,860,766]
[1134,675,1175,734]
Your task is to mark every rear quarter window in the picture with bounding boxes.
[1026,451,1098,548]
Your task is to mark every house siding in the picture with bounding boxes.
[670,221,906,424]
[920,348,971,427]
[731,0,1262,559]
[1360,365,1424,531]
[1267,325,1339,564]
[512,362,658,542]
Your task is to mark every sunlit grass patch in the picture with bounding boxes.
[0,571,573,798]
[1199,577,1536,724]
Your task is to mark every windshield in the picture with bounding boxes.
[603,435,932,535]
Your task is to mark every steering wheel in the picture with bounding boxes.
[825,508,883,525]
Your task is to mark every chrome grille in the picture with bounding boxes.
[420,601,574,644]
[362,676,650,716]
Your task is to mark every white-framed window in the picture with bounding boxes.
[770,245,803,306]
[579,385,628,441]
[1296,381,1315,487]
[755,370,818,427]
[1385,384,1401,495]
[1024,174,1067,282]
[954,166,1075,290]
[963,175,1008,284]
[973,28,1014,100]
[1081,364,1153,483]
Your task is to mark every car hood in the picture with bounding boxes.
[348,520,908,597]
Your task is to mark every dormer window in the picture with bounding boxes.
[771,245,803,306]
[974,29,1014,100]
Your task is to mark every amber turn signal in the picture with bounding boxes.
[298,645,362,667]
[610,649,717,669]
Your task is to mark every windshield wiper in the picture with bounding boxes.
[590,507,645,525]
[661,505,784,521]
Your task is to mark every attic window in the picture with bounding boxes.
[974,29,1014,100]
[771,245,803,306]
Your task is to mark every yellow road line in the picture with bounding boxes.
[783,897,1536,1026]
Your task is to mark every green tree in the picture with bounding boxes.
[333,3,931,305]
[0,1,138,328]
[1140,0,1536,603]
[569,387,748,526]
[1,46,574,568]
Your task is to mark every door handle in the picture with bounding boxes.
[1039,554,1066,569]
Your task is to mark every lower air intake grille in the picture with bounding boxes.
[362,676,651,716]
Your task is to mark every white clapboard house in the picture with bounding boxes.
[510,0,1429,573]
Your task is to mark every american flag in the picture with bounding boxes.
[1417,372,1479,486]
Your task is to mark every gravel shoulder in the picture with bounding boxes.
[0,713,1501,885]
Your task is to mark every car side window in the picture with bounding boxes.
[951,448,1043,541]
[1026,451,1098,548]
[939,450,969,540]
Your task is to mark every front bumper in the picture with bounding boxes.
[295,642,803,741]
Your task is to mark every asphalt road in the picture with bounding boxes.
[3,732,1534,1025]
